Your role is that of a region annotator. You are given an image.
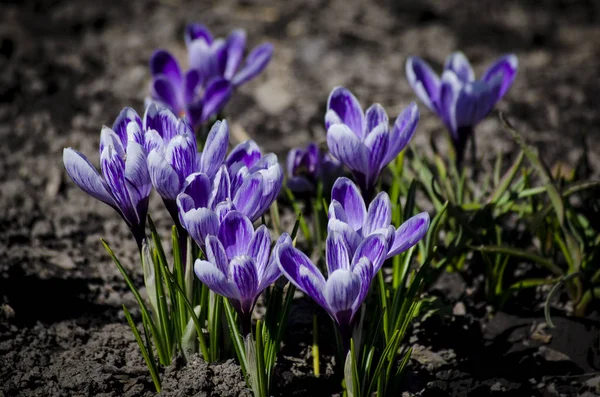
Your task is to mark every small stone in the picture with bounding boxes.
[538,346,571,362]
[31,220,53,238]
[49,252,76,270]
[453,302,466,316]
[253,77,293,116]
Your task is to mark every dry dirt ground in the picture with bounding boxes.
[1,0,600,396]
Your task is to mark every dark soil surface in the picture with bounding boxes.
[1,0,600,396]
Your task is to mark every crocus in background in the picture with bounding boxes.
[405,52,518,165]
[177,139,283,249]
[328,177,430,261]
[277,231,388,348]
[194,210,290,334]
[63,108,152,249]
[149,50,232,127]
[325,87,419,199]
[145,107,229,225]
[286,142,342,193]
[185,23,273,92]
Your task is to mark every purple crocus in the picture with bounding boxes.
[63,108,152,248]
[286,142,342,193]
[406,52,518,164]
[328,177,429,260]
[149,50,232,127]
[194,210,290,333]
[176,140,283,249]
[325,87,419,198]
[185,23,273,90]
[277,231,388,343]
[145,106,229,222]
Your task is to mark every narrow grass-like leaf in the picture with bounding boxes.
[470,245,563,276]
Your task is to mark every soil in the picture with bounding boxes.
[1,0,600,396]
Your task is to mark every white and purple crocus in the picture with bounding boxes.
[286,142,341,193]
[325,87,420,199]
[149,23,273,127]
[63,108,152,249]
[276,177,429,346]
[194,210,290,333]
[406,52,518,164]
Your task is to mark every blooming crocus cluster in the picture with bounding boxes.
[176,137,283,250]
[328,178,430,260]
[286,142,342,193]
[325,87,419,198]
[406,52,518,163]
[149,24,273,127]
[63,108,151,248]
[194,211,290,330]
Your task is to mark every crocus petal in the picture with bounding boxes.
[215,199,235,223]
[101,145,134,221]
[365,103,389,133]
[327,124,369,174]
[165,134,197,186]
[218,211,254,259]
[324,270,361,325]
[405,56,440,111]
[454,77,503,129]
[231,42,273,86]
[233,173,264,221]
[208,165,231,208]
[277,244,327,309]
[331,177,367,231]
[224,29,247,80]
[204,235,229,275]
[144,130,164,154]
[229,255,259,311]
[201,78,233,122]
[326,231,351,275]
[388,212,430,258]
[327,218,362,255]
[200,120,229,177]
[351,257,373,313]
[352,234,388,274]
[326,87,365,138]
[194,259,240,300]
[188,39,221,82]
[328,200,348,223]
[481,54,518,99]
[183,69,202,105]
[383,102,419,165]
[178,172,211,211]
[147,150,180,200]
[247,225,271,274]
[63,148,116,207]
[444,52,475,83]
[364,123,389,184]
[126,121,144,146]
[152,76,181,114]
[287,176,314,193]
[259,233,290,291]
[113,108,142,148]
[124,141,151,205]
[143,103,159,132]
[150,50,183,85]
[286,148,302,177]
[184,23,213,47]
[183,208,219,248]
[227,140,262,168]
[154,108,180,142]
[363,192,392,236]
[439,71,462,137]
[99,126,125,160]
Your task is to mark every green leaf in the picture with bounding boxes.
[489,150,524,204]
[470,244,564,277]
[123,305,161,392]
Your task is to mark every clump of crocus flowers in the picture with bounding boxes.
[63,22,520,397]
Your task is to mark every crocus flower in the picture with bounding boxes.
[328,177,429,260]
[405,52,518,163]
[277,230,388,339]
[325,87,419,198]
[63,108,152,248]
[145,107,229,221]
[177,141,283,249]
[194,210,290,330]
[286,142,342,193]
[149,50,232,127]
[185,23,273,90]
